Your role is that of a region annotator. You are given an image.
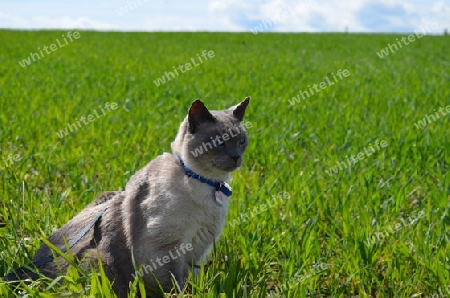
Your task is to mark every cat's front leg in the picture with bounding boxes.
[136,253,188,297]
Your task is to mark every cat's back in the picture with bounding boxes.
[124,152,182,194]
[122,151,227,249]
[124,152,222,209]
[121,152,188,223]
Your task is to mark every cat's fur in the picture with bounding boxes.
[28,97,250,297]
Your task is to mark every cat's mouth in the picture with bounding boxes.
[213,160,242,172]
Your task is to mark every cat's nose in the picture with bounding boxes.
[231,155,241,162]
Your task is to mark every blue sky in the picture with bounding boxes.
[1,0,449,33]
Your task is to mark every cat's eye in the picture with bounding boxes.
[239,139,246,146]
[216,139,225,147]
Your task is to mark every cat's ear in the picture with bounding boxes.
[232,96,250,121]
[188,100,216,133]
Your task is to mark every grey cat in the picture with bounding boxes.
[18,97,250,297]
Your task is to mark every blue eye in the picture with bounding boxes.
[239,139,246,145]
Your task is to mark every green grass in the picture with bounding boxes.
[0,30,449,297]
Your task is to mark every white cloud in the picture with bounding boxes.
[139,15,245,32]
[0,12,115,30]
[427,1,450,32]
[207,0,450,33]
[0,0,449,32]
[0,11,30,29]
[207,0,371,32]
[30,16,114,30]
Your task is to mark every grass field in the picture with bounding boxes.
[0,30,449,297]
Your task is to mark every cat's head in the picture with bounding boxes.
[171,97,250,182]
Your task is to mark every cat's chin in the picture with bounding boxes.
[217,165,240,173]
[196,165,232,182]
[211,161,241,174]
[178,157,232,182]
[202,171,232,183]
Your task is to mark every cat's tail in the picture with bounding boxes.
[2,191,122,286]
[2,263,40,287]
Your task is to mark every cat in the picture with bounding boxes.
[20,97,250,297]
